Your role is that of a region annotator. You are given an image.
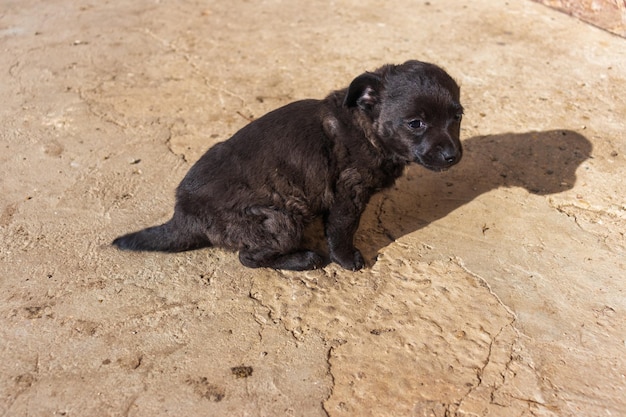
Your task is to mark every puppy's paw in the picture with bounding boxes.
[239,249,326,271]
[288,251,326,271]
[331,248,365,271]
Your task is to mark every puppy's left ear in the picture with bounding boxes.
[343,72,382,111]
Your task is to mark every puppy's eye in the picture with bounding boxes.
[408,119,426,130]
[454,113,463,122]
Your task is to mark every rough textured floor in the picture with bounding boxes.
[1,1,625,416]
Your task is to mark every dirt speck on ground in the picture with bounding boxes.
[1,1,625,416]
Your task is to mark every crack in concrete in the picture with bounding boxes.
[450,257,551,414]
[373,194,397,242]
[551,200,626,224]
[450,258,562,415]
[247,287,272,345]
[247,276,301,342]
[141,27,257,163]
[247,277,334,417]
[160,121,184,161]
[453,257,519,327]
[456,319,516,414]
[77,83,187,165]
[76,84,129,129]
[552,203,585,231]
[321,340,343,417]
[143,28,251,111]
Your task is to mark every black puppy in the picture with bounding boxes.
[113,60,463,271]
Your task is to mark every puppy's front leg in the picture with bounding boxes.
[325,204,365,271]
[325,170,367,271]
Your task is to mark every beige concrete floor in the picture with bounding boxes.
[1,0,625,416]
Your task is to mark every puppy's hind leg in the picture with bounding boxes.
[234,207,325,271]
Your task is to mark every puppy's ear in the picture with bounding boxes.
[343,72,382,111]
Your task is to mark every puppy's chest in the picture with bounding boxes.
[338,158,405,198]
[333,143,405,191]
[377,157,406,188]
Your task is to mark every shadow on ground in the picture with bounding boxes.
[358,129,593,261]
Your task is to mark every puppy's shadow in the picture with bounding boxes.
[358,129,593,261]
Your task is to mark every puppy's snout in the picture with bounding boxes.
[413,138,462,171]
[414,140,462,171]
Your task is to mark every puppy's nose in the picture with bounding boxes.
[439,147,460,165]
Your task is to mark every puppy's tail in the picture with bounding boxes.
[112,216,210,253]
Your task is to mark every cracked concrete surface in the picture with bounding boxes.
[1,0,625,416]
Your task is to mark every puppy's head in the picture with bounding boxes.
[345,60,463,171]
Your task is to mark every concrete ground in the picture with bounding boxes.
[1,0,625,416]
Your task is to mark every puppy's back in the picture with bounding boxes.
[177,99,336,213]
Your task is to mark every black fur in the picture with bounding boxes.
[112,60,463,271]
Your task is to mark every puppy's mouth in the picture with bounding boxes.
[413,152,462,172]
[416,161,454,172]
[420,163,452,172]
